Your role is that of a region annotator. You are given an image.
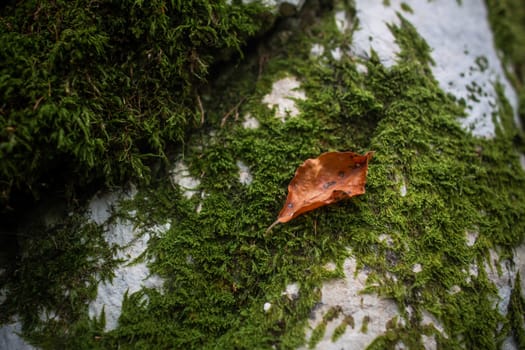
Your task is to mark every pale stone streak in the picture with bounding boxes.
[262,76,306,122]
[350,0,520,138]
[87,190,165,331]
[301,256,404,350]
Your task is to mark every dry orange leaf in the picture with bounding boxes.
[267,151,373,232]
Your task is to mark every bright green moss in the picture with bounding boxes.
[2,0,525,349]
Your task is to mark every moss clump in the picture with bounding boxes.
[0,0,270,212]
[107,4,525,347]
[308,322,327,348]
[331,315,354,342]
[0,209,117,348]
[400,3,413,14]
[507,272,525,348]
[2,0,525,349]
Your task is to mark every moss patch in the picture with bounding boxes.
[0,209,117,349]
[0,0,270,212]
[2,0,525,349]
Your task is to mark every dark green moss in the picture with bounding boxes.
[0,209,117,349]
[0,0,270,212]
[400,3,413,14]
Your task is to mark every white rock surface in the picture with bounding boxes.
[351,0,519,138]
[263,302,272,312]
[242,113,260,129]
[310,43,325,58]
[334,10,351,33]
[302,256,404,349]
[514,243,525,295]
[421,310,446,336]
[169,160,201,198]
[398,175,407,197]
[330,47,343,61]
[87,191,165,331]
[484,248,519,316]
[466,231,478,247]
[237,160,253,185]
[262,76,306,122]
[282,282,300,300]
[412,263,422,274]
[0,318,35,350]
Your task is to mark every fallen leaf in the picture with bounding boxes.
[267,151,373,233]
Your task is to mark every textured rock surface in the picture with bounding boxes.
[0,319,34,350]
[301,256,403,350]
[262,76,306,122]
[352,0,518,137]
[86,190,165,331]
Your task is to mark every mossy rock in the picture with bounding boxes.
[1,0,525,349]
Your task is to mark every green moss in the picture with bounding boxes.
[400,3,413,14]
[308,321,327,348]
[323,306,342,322]
[0,209,117,348]
[328,311,357,343]
[507,272,525,347]
[3,0,525,349]
[0,0,270,212]
[360,315,371,334]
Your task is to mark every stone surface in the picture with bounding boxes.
[87,190,164,331]
[302,256,403,350]
[242,113,260,129]
[237,160,254,185]
[351,0,519,138]
[169,160,201,199]
[282,282,300,300]
[0,318,35,350]
[262,76,306,122]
